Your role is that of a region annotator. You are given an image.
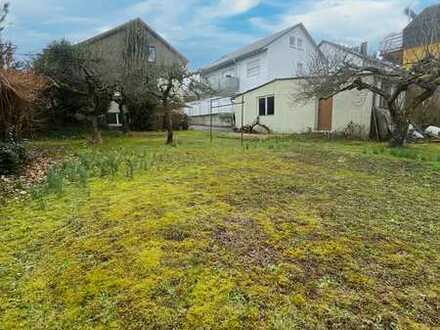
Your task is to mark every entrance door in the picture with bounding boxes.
[318,97,333,131]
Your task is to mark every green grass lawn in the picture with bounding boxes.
[1,131,440,329]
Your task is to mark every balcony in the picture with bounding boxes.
[210,76,240,96]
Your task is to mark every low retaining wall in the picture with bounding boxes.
[189,113,235,128]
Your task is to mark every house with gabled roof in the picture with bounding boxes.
[201,23,323,95]
[79,18,188,81]
[186,23,323,123]
[78,18,188,127]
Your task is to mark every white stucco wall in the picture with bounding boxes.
[267,26,318,79]
[233,78,373,135]
[234,79,316,134]
[238,52,269,92]
[333,88,374,134]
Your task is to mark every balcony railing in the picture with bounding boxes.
[209,76,239,96]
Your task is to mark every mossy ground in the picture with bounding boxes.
[1,131,440,329]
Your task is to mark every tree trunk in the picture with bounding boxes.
[389,113,408,147]
[89,116,103,144]
[165,108,173,145]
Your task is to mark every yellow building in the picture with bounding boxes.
[403,5,440,67]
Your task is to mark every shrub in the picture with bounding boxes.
[0,69,48,140]
[0,134,27,175]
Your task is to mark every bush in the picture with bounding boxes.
[0,139,27,175]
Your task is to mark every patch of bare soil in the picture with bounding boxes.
[212,217,279,269]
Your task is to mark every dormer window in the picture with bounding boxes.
[148,46,156,63]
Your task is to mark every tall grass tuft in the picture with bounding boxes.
[29,148,177,202]
[46,168,64,195]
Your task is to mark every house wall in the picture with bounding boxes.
[204,51,269,94]
[202,26,319,96]
[186,97,233,116]
[403,43,440,67]
[333,88,374,134]
[267,26,318,78]
[83,22,186,81]
[85,29,127,81]
[189,113,234,128]
[319,42,365,66]
[233,79,373,135]
[233,79,316,134]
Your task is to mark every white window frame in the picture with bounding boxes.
[148,46,156,63]
[258,95,275,116]
[247,59,260,78]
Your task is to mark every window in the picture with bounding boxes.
[289,36,296,48]
[267,96,275,115]
[297,62,304,75]
[297,38,303,49]
[106,113,121,126]
[258,96,275,116]
[247,59,260,78]
[147,46,156,63]
[259,98,266,116]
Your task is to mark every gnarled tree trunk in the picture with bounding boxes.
[165,107,174,145]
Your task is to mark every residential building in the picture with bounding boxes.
[232,77,378,136]
[403,4,440,67]
[230,40,394,137]
[319,40,385,67]
[80,18,188,79]
[186,23,322,125]
[80,18,188,127]
[379,32,403,65]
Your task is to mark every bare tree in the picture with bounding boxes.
[298,43,440,146]
[144,63,213,145]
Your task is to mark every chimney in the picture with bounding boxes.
[360,42,368,56]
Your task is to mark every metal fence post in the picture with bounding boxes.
[241,95,244,147]
[209,98,213,143]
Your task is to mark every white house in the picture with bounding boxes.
[186,23,322,122]
[232,77,377,136]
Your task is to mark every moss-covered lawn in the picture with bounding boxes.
[1,131,440,329]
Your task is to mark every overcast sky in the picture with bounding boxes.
[3,0,439,68]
